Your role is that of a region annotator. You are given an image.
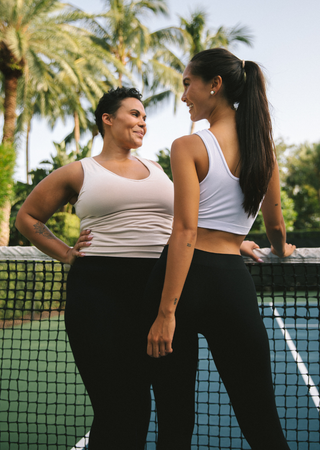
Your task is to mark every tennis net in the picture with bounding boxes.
[0,246,319,450]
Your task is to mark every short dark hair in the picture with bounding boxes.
[95,87,143,137]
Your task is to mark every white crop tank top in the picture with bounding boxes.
[74,157,173,258]
[196,129,259,235]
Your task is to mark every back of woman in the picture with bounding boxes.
[146,48,295,450]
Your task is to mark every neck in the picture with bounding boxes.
[208,103,236,128]
[99,134,133,161]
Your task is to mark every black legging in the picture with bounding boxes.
[65,256,157,450]
[145,246,290,450]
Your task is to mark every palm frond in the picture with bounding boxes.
[143,89,172,110]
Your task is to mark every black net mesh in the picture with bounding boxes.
[0,252,319,450]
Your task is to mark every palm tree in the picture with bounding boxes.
[178,9,253,133]
[179,9,253,57]
[98,0,167,84]
[95,0,186,111]
[54,51,124,154]
[0,0,124,244]
[16,67,68,183]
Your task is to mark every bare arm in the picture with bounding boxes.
[15,162,84,264]
[261,160,295,258]
[147,136,200,358]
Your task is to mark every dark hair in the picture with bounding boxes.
[190,48,275,217]
[94,87,143,137]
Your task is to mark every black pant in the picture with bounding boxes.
[145,246,290,450]
[65,256,157,450]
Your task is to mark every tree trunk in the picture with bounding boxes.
[74,110,80,154]
[0,74,19,245]
[0,200,12,246]
[89,127,99,157]
[2,75,18,145]
[26,118,31,184]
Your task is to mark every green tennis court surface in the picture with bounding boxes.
[0,315,92,449]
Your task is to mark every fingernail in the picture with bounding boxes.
[257,258,264,263]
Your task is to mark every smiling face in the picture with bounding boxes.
[181,64,214,122]
[103,97,147,149]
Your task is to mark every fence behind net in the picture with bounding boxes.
[0,246,319,450]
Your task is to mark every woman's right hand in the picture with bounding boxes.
[65,229,93,265]
[147,312,175,358]
[271,242,296,258]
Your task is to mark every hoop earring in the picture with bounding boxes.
[210,90,215,95]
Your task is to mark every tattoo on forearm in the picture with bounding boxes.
[33,221,56,240]
[187,243,191,247]
[174,298,178,305]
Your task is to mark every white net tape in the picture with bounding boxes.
[244,247,320,263]
[0,246,320,263]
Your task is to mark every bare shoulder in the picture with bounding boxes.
[34,161,83,194]
[45,160,82,180]
[171,134,206,159]
[173,134,204,149]
[54,160,83,176]
[172,134,200,147]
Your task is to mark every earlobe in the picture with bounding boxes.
[211,76,222,94]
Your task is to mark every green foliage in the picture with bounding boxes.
[178,9,253,58]
[0,260,68,321]
[280,191,298,231]
[251,190,297,233]
[1,0,124,162]
[248,229,320,248]
[46,212,80,247]
[9,136,91,245]
[0,143,16,211]
[9,181,34,246]
[156,148,172,180]
[283,142,320,229]
[96,0,185,111]
[41,139,91,171]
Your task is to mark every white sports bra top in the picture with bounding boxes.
[196,129,259,235]
[74,157,173,257]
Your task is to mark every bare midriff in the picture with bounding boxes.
[194,227,246,255]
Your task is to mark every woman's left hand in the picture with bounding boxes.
[240,240,263,262]
[147,313,176,358]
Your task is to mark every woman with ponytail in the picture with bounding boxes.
[146,48,295,449]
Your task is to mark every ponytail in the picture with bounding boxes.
[236,61,274,216]
[190,49,275,217]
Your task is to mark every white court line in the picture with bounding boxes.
[271,303,320,412]
[70,431,90,450]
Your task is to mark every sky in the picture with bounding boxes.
[11,0,320,182]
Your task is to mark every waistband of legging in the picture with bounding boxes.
[71,254,157,271]
[160,245,245,269]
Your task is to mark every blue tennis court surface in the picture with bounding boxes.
[70,299,319,450]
